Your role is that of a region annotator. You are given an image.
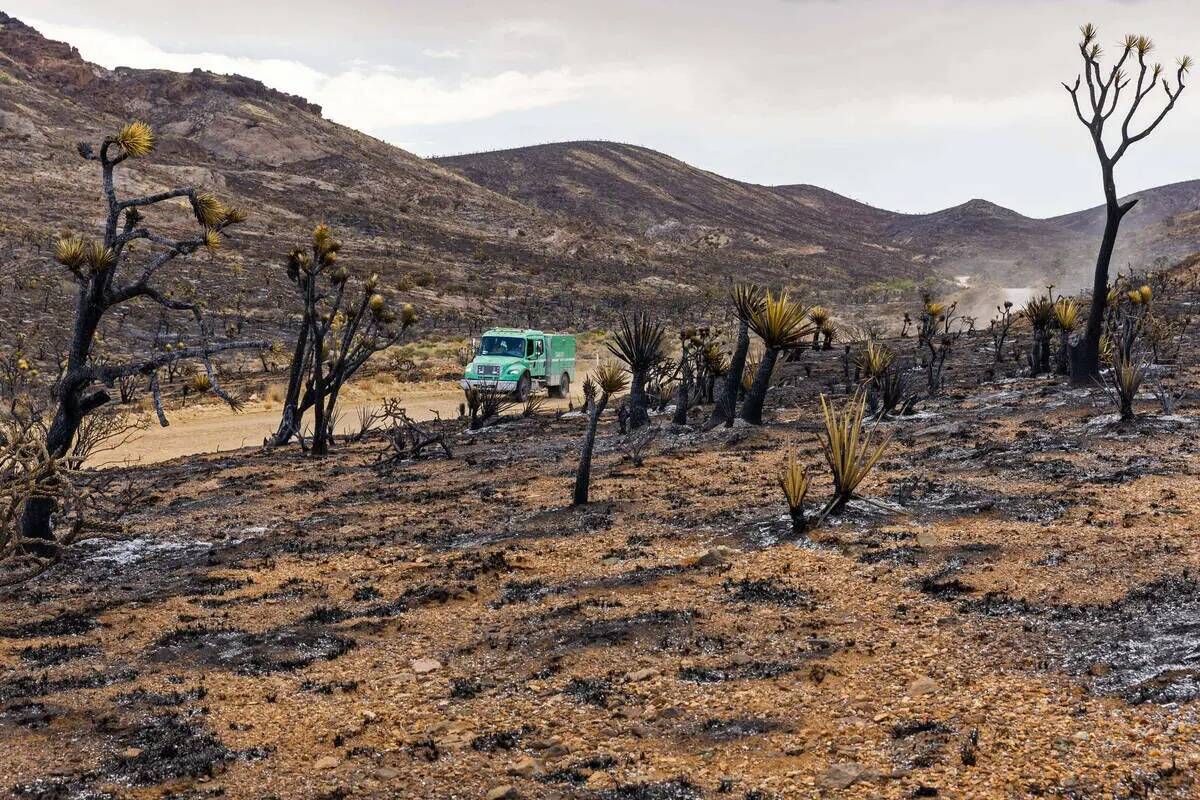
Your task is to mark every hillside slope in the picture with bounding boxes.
[436,141,930,282]
[0,14,764,343]
[439,142,1200,287]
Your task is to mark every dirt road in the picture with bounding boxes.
[95,380,577,466]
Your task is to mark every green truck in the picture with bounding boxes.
[462,328,576,400]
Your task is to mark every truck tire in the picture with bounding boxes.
[514,373,531,402]
[549,373,570,398]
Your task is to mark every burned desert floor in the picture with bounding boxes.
[6,340,1200,800]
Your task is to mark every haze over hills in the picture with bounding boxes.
[2,9,1200,348]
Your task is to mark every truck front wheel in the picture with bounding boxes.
[514,373,532,402]
[549,372,570,399]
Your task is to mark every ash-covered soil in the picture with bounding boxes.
[6,334,1200,799]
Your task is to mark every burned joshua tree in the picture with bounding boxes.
[573,364,628,505]
[989,301,1016,362]
[706,283,764,430]
[1021,291,1055,377]
[20,122,266,553]
[741,291,813,425]
[916,295,964,396]
[1062,25,1191,379]
[1053,297,1081,375]
[607,313,665,430]
[271,225,416,454]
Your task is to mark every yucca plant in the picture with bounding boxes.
[819,320,837,351]
[854,339,894,382]
[1022,292,1056,376]
[465,382,516,430]
[741,291,813,425]
[706,283,764,429]
[817,391,891,515]
[854,339,914,418]
[1103,352,1149,422]
[522,393,546,418]
[777,449,811,535]
[1053,297,1080,375]
[581,374,597,415]
[808,306,831,350]
[607,313,665,430]
[574,364,628,505]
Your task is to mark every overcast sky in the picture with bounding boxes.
[7,0,1200,216]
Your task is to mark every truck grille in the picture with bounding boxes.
[477,365,500,377]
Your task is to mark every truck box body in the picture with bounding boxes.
[462,329,576,398]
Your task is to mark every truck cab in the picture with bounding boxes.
[462,328,576,400]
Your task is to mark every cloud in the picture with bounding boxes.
[421,48,463,60]
[27,17,621,129]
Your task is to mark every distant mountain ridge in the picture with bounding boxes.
[438,141,1200,286]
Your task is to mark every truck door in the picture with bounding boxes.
[529,339,546,378]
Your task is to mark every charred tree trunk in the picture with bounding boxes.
[628,369,649,429]
[706,319,749,430]
[271,318,309,446]
[739,347,779,425]
[573,392,610,505]
[671,343,692,425]
[1075,173,1133,381]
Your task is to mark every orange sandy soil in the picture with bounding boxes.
[4,363,1200,799]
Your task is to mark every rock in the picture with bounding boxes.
[915,532,941,548]
[1088,661,1112,677]
[585,771,615,790]
[818,762,867,790]
[908,676,938,696]
[486,785,519,800]
[627,668,658,682]
[688,545,739,567]
[120,747,143,759]
[314,756,340,770]
[914,421,967,438]
[375,767,399,779]
[507,757,542,779]
[411,657,442,674]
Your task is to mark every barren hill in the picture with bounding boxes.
[435,141,930,284]
[439,142,1200,288]
[0,14,754,343]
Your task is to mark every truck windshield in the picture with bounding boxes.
[478,336,527,357]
